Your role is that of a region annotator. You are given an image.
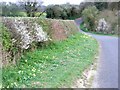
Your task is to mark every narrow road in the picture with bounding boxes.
[75,20,118,88]
[90,33,118,88]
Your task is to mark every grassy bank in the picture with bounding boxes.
[2,17,79,67]
[2,33,99,88]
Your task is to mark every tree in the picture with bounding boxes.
[108,2,118,11]
[1,2,22,17]
[61,3,72,19]
[0,2,10,16]
[94,2,108,11]
[70,5,81,19]
[46,4,82,20]
[19,0,43,17]
[82,6,99,31]
[46,5,65,19]
[46,5,55,18]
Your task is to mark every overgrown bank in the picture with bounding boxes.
[1,18,99,88]
[1,17,78,66]
[2,33,99,88]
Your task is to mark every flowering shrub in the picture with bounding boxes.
[3,17,49,49]
[34,23,48,42]
[13,18,33,49]
[96,18,109,32]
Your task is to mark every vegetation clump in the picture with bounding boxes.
[80,5,118,35]
[82,6,98,31]
[2,33,99,88]
[2,17,79,66]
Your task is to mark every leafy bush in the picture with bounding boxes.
[16,12,27,17]
[94,2,108,11]
[46,4,81,20]
[80,23,88,32]
[1,23,12,51]
[1,23,21,66]
[82,6,99,31]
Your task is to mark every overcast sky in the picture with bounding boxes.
[1,0,85,5]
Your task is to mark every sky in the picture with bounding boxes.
[42,0,85,5]
[1,0,85,5]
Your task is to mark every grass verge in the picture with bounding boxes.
[80,24,118,37]
[2,33,99,88]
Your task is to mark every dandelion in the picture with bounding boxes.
[14,82,17,86]
[7,85,9,88]
[52,56,55,59]
[38,69,40,72]
[0,84,2,89]
[32,68,36,72]
[33,74,36,77]
[18,71,21,74]
[25,59,27,62]
[46,56,48,59]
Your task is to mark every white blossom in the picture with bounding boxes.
[12,18,49,49]
[13,18,33,49]
[34,23,48,42]
[96,18,109,32]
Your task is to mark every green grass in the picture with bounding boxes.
[7,12,47,18]
[87,31,118,37]
[0,68,2,88]
[2,33,99,88]
[80,24,118,37]
[80,23,89,32]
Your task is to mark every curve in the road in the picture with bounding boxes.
[90,33,118,88]
[74,19,118,88]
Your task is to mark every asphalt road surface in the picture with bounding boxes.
[88,33,118,88]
